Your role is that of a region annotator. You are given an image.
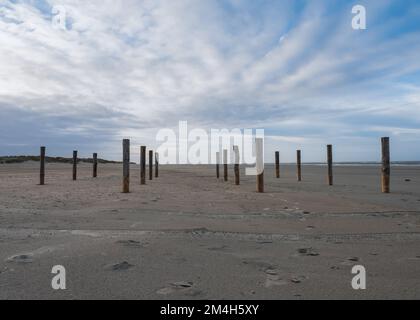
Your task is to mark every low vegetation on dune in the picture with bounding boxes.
[0,156,121,164]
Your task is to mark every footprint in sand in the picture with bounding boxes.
[265,268,278,275]
[157,281,194,295]
[264,269,288,288]
[6,254,34,264]
[347,257,359,262]
[104,261,134,271]
[290,275,307,284]
[341,257,360,266]
[6,246,60,263]
[297,248,320,257]
[242,259,276,271]
[116,240,146,248]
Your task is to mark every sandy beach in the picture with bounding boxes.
[0,162,419,299]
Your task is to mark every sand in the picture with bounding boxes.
[0,162,419,299]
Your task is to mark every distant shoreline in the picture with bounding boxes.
[0,156,122,164]
[1,156,419,166]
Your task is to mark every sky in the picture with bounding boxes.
[0,0,420,163]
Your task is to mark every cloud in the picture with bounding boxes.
[1,0,420,161]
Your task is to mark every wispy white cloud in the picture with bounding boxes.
[1,0,420,161]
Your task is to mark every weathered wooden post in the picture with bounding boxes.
[233,146,240,185]
[327,145,333,186]
[256,138,264,193]
[381,137,390,193]
[149,150,153,181]
[275,151,280,179]
[72,150,78,181]
[297,150,302,182]
[122,139,130,193]
[93,153,98,178]
[155,152,159,178]
[216,152,220,179]
[140,146,146,185]
[40,146,45,185]
[223,149,228,182]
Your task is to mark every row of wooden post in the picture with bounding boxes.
[38,137,391,194]
[216,137,391,194]
[39,148,98,185]
[216,139,264,192]
[123,139,159,193]
[39,140,160,194]
[216,148,241,185]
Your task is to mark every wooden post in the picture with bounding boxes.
[233,146,240,185]
[40,146,45,185]
[297,150,302,182]
[216,152,220,179]
[140,146,146,185]
[275,151,280,178]
[149,150,153,181]
[155,152,159,178]
[381,137,390,193]
[122,139,130,193]
[256,138,264,193]
[327,145,333,186]
[72,150,77,181]
[223,149,228,182]
[93,153,98,178]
